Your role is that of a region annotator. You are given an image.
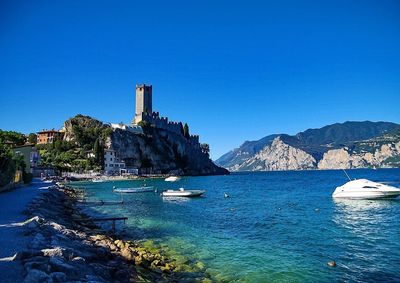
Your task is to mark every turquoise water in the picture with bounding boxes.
[72,169,400,282]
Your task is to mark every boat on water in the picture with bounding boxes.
[162,188,205,197]
[113,186,154,193]
[92,178,105,183]
[332,179,400,199]
[165,176,181,182]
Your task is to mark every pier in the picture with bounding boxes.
[91,217,128,232]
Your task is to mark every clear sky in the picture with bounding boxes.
[1,1,400,159]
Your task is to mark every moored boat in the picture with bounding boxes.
[332,179,400,199]
[162,188,205,197]
[113,186,154,193]
[165,176,181,182]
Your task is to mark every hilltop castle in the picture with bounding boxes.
[132,84,200,145]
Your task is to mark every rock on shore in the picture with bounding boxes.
[15,185,212,282]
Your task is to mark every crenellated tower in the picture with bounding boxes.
[133,84,152,124]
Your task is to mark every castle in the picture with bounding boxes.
[132,84,200,145]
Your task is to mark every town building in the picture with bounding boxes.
[12,144,34,173]
[110,123,143,134]
[104,148,126,174]
[37,129,64,144]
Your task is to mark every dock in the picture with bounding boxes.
[92,217,128,232]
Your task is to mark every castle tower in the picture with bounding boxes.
[134,84,152,124]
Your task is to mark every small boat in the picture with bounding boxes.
[92,178,105,183]
[162,188,205,197]
[332,179,400,199]
[165,176,181,182]
[113,186,154,193]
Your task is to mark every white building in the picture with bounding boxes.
[110,123,143,134]
[104,149,126,174]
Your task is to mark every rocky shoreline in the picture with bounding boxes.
[15,184,212,282]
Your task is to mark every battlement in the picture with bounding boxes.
[132,83,202,148]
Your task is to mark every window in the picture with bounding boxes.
[362,186,378,189]
[110,164,113,167]
[110,158,113,161]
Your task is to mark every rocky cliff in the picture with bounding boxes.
[318,136,400,169]
[231,137,316,171]
[63,115,228,176]
[216,121,400,172]
[109,126,228,175]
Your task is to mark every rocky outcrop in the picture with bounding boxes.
[108,127,229,175]
[16,184,212,282]
[217,121,400,172]
[63,114,228,176]
[63,114,109,143]
[317,141,400,169]
[110,126,228,176]
[231,137,316,171]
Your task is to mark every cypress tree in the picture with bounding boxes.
[183,123,190,139]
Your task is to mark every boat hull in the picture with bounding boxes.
[113,187,154,193]
[162,190,205,197]
[165,176,180,182]
[332,191,400,199]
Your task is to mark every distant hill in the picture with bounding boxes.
[215,134,280,168]
[216,121,400,171]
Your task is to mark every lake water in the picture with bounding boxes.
[72,169,400,282]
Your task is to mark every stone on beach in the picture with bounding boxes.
[23,269,51,283]
[7,180,211,282]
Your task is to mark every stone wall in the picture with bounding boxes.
[138,112,183,135]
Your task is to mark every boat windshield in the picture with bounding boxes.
[362,186,378,189]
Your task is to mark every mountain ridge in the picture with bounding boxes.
[216,121,400,171]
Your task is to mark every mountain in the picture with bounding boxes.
[216,121,400,171]
[215,134,279,168]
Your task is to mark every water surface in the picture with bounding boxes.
[72,169,400,282]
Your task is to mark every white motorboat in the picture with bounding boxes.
[113,186,154,193]
[165,176,181,182]
[332,179,400,199]
[162,188,205,197]
[92,178,105,183]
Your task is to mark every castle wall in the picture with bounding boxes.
[132,83,201,149]
[140,112,183,135]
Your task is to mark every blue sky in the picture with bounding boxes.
[1,0,399,159]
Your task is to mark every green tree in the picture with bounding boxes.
[183,123,190,139]
[0,143,16,187]
[200,143,210,157]
[93,138,104,169]
[0,130,25,145]
[28,133,37,144]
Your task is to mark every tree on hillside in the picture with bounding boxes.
[0,130,25,146]
[201,143,210,157]
[0,143,16,187]
[179,122,184,135]
[93,138,104,169]
[28,133,37,144]
[183,123,190,139]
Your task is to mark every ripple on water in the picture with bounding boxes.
[71,169,400,282]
